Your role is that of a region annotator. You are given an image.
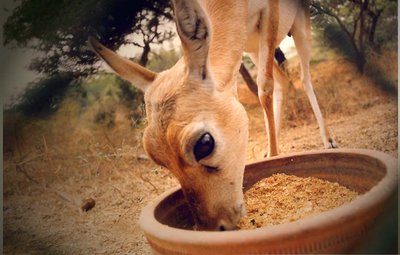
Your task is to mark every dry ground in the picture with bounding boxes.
[3,52,398,254]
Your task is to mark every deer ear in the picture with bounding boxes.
[88,37,156,92]
[173,0,210,80]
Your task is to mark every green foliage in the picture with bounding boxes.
[81,75,119,103]
[116,77,145,126]
[311,0,397,72]
[3,0,174,77]
[12,71,146,125]
[364,48,398,94]
[117,78,143,106]
[79,74,145,127]
[321,24,365,70]
[372,2,398,45]
[312,0,397,46]
[145,47,182,72]
[15,72,74,118]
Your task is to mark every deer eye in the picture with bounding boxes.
[193,133,214,161]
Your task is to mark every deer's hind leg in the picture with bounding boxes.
[291,8,338,149]
[254,6,280,157]
[272,61,288,145]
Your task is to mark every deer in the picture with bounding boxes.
[88,0,337,231]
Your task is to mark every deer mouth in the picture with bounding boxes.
[181,188,208,230]
[182,187,243,231]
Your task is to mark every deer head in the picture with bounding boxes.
[89,0,248,231]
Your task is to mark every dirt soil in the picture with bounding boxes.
[3,53,398,254]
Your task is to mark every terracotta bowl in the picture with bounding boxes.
[139,149,398,254]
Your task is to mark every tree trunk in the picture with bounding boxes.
[139,43,151,66]
[357,0,369,52]
[368,9,383,46]
[313,2,367,72]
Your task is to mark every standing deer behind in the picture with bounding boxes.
[89,0,337,231]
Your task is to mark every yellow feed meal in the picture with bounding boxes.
[238,173,358,229]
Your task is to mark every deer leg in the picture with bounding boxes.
[291,13,338,149]
[258,76,278,157]
[249,55,287,154]
[254,16,279,157]
[250,53,278,157]
[272,62,288,146]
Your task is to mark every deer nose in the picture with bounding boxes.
[217,220,236,231]
[217,203,245,231]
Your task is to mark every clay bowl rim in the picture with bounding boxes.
[139,148,398,245]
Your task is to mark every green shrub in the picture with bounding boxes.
[322,24,365,71]
[15,72,74,118]
[145,47,181,72]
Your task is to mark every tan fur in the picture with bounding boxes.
[245,0,336,155]
[202,0,248,89]
[88,37,156,91]
[89,0,336,231]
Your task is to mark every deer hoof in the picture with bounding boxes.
[326,138,338,149]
